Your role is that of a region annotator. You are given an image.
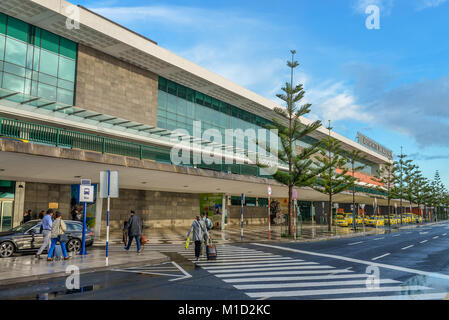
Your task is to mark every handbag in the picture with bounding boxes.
[58,234,69,242]
[140,234,148,245]
[185,237,190,250]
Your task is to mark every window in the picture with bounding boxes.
[57,87,73,105]
[58,56,75,81]
[4,38,27,66]
[39,50,58,76]
[38,82,57,100]
[40,29,59,54]
[6,16,28,42]
[3,72,24,92]
[0,34,4,61]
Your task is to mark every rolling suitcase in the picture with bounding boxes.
[53,243,64,260]
[206,239,217,260]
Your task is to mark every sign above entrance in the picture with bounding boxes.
[357,132,393,160]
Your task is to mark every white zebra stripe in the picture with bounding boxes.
[234,279,400,290]
[207,265,336,274]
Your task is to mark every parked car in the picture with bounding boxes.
[365,216,385,227]
[0,220,94,258]
[383,216,397,225]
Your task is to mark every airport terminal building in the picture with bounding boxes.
[0,0,394,235]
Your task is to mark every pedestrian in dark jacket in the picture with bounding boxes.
[123,211,143,253]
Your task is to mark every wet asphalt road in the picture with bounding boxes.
[1,221,449,300]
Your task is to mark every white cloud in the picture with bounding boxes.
[416,0,449,10]
[353,0,394,15]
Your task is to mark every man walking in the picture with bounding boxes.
[186,216,209,262]
[123,211,143,253]
[35,209,54,259]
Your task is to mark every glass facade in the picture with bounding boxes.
[0,13,77,105]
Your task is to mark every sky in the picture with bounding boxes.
[75,0,449,185]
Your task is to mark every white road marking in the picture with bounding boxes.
[195,258,298,267]
[420,232,429,235]
[392,234,400,237]
[182,256,293,263]
[433,236,439,239]
[222,274,370,283]
[420,240,428,244]
[201,262,317,270]
[169,261,192,282]
[215,269,353,278]
[252,243,449,280]
[443,233,447,236]
[401,245,414,250]
[207,265,336,274]
[245,286,430,298]
[348,241,364,246]
[371,253,390,261]
[373,237,385,241]
[234,279,399,290]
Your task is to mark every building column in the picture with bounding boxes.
[12,181,25,228]
[94,187,103,239]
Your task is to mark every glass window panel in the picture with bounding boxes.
[2,72,24,92]
[37,82,56,100]
[186,101,195,118]
[39,50,58,76]
[59,37,77,59]
[158,77,167,91]
[167,119,177,131]
[177,96,187,115]
[57,78,74,91]
[40,29,59,54]
[3,62,25,77]
[4,38,27,66]
[177,86,186,99]
[204,95,211,108]
[38,72,57,86]
[0,34,4,60]
[158,90,167,109]
[167,94,177,113]
[157,118,166,129]
[31,81,38,96]
[33,47,40,71]
[26,44,33,69]
[24,78,31,95]
[58,56,75,81]
[25,68,32,79]
[167,81,176,95]
[6,16,28,42]
[167,111,177,121]
[195,92,204,105]
[186,88,194,102]
[0,13,6,35]
[57,87,73,105]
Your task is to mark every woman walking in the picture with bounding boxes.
[47,212,70,261]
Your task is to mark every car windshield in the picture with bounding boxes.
[10,221,39,233]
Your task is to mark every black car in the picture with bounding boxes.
[0,220,95,258]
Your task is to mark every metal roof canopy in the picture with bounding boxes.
[0,0,390,165]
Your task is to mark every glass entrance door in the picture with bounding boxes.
[0,201,13,232]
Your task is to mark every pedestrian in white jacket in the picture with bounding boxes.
[186,216,209,262]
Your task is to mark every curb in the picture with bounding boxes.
[0,253,170,288]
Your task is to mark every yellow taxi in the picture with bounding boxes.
[365,216,385,227]
[356,215,364,225]
[383,216,397,225]
[404,214,412,224]
[336,213,353,227]
[412,214,423,224]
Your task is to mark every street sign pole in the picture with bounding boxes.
[106,170,111,266]
[268,186,272,240]
[241,193,244,241]
[80,201,88,255]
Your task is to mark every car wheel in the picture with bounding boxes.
[0,241,15,258]
[67,238,81,253]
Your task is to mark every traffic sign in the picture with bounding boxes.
[79,185,94,203]
[100,171,119,198]
[268,185,272,197]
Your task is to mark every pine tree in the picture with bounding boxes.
[375,162,397,228]
[347,150,367,231]
[394,147,413,224]
[313,122,358,231]
[259,50,322,235]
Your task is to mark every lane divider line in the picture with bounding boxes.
[371,253,390,261]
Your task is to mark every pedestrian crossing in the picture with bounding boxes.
[177,244,448,300]
[112,261,191,281]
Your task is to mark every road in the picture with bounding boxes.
[1,222,449,300]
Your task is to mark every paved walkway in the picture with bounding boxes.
[0,247,169,287]
[93,222,429,245]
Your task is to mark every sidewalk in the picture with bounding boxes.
[94,221,446,246]
[0,247,169,287]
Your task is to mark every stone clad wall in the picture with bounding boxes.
[24,182,71,220]
[75,44,159,127]
[228,205,268,225]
